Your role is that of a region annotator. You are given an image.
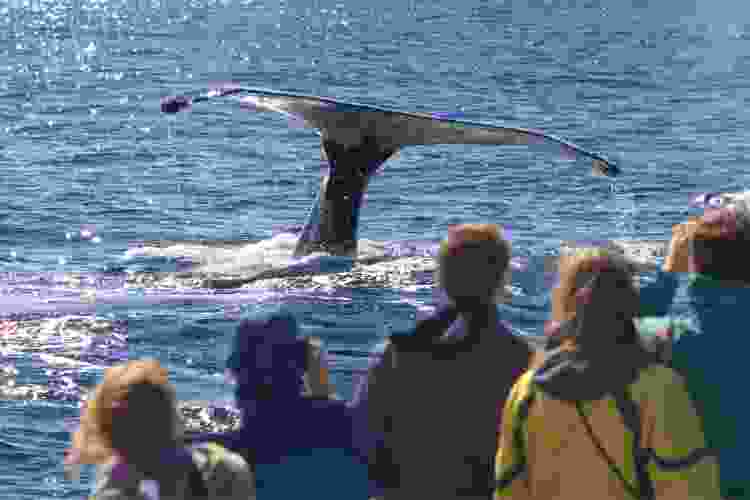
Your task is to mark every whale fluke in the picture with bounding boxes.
[161,85,620,259]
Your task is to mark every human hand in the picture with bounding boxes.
[662,207,739,273]
[663,219,698,273]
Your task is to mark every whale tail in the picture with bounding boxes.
[294,137,397,257]
[161,85,619,257]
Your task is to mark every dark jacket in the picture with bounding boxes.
[351,303,536,500]
[187,309,369,499]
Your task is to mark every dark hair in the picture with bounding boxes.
[689,201,750,283]
[438,224,511,303]
[691,235,750,284]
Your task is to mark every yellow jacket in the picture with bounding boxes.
[495,364,721,500]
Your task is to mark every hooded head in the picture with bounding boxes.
[224,309,354,461]
[227,308,308,414]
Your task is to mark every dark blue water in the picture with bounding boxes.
[2,0,750,497]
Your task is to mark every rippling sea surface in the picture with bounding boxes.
[2,0,750,496]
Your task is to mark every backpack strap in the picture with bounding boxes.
[509,380,654,500]
[575,401,643,500]
[612,389,656,500]
[573,390,655,500]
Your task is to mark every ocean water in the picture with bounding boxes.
[2,0,750,497]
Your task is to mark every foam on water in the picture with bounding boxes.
[0,314,241,432]
[125,232,300,273]
[125,233,411,275]
[0,315,127,403]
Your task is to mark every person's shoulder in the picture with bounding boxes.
[190,442,255,498]
[191,442,251,476]
[89,462,143,500]
[633,363,687,395]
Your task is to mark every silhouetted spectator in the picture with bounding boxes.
[186,308,369,499]
[355,223,537,500]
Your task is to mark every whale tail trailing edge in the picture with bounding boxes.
[161,85,619,257]
[161,84,618,173]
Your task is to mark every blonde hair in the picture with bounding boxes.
[71,359,175,464]
[550,247,634,323]
[538,248,640,369]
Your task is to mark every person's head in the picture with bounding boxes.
[685,202,750,283]
[71,359,179,470]
[437,224,511,308]
[535,250,651,400]
[549,248,640,349]
[226,308,333,408]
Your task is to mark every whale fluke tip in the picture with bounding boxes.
[161,95,192,114]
